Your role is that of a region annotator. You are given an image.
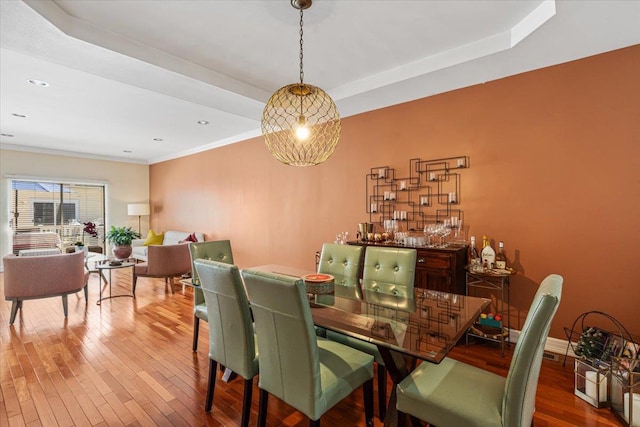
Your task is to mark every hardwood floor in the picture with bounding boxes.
[0,268,622,426]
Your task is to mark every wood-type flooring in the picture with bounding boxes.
[0,267,622,426]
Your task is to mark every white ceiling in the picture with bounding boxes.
[1,0,639,165]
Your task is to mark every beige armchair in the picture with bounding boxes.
[3,251,89,324]
[133,244,191,295]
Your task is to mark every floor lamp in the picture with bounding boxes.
[127,203,150,235]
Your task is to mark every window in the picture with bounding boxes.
[10,179,106,254]
[32,202,77,225]
[33,202,55,225]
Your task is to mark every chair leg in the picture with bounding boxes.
[133,275,138,296]
[241,378,253,427]
[205,359,218,412]
[309,419,320,427]
[192,316,200,352]
[378,364,387,421]
[9,300,20,325]
[363,377,374,427]
[83,285,88,302]
[258,389,269,427]
[62,295,68,317]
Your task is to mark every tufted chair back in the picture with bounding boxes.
[362,247,416,297]
[189,240,234,286]
[317,243,364,287]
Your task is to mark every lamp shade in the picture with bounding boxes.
[260,1,341,167]
[127,203,150,216]
[262,83,340,166]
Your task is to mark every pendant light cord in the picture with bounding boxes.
[299,8,304,85]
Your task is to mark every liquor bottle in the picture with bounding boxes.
[468,236,481,270]
[495,241,507,270]
[481,235,496,270]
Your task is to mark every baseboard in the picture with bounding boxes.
[509,328,576,360]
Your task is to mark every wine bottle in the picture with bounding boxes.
[495,241,507,270]
[481,235,496,270]
[468,236,481,270]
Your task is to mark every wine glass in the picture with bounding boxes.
[439,223,451,247]
[425,224,438,247]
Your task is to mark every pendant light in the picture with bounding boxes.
[261,0,341,166]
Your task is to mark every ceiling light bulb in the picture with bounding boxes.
[12,113,27,118]
[295,125,310,141]
[153,138,163,141]
[295,115,310,140]
[197,120,209,125]
[1,133,15,137]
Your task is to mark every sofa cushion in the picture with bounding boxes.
[143,230,164,246]
[131,245,149,261]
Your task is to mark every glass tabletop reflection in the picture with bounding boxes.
[310,277,489,364]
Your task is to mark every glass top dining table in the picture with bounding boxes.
[247,265,490,426]
[250,264,490,426]
[249,264,490,364]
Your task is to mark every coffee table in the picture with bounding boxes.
[95,261,135,305]
[85,252,109,283]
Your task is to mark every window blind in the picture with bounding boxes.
[10,179,106,255]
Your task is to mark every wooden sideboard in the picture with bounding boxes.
[346,241,468,295]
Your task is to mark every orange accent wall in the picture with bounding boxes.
[150,45,640,339]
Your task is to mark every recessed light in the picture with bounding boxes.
[153,138,163,141]
[197,120,209,125]
[123,150,132,153]
[27,79,49,87]
[1,133,15,137]
[12,113,27,118]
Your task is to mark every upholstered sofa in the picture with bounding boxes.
[3,251,89,324]
[131,230,204,262]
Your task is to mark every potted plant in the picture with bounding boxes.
[75,221,98,254]
[105,226,140,260]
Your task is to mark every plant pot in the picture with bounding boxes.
[112,245,132,260]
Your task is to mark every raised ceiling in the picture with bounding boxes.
[1,0,639,164]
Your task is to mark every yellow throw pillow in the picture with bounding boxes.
[143,230,164,246]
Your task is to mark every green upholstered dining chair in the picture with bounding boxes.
[317,243,364,287]
[396,274,563,427]
[194,259,258,427]
[241,268,375,427]
[326,246,416,420]
[360,246,416,297]
[188,240,233,352]
[315,243,364,338]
